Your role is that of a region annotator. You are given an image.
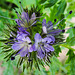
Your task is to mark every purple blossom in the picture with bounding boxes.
[42,19,62,36]
[33,33,54,59]
[15,11,36,28]
[12,32,33,57]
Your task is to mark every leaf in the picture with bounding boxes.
[66,49,75,75]
[45,0,58,8]
[2,60,14,75]
[66,37,75,46]
[49,56,61,75]
[56,0,66,16]
[39,0,46,4]
[54,45,61,56]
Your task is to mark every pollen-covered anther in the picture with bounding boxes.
[11,56,15,60]
[62,29,65,33]
[69,10,72,14]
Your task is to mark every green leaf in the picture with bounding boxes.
[56,0,66,16]
[49,56,61,75]
[45,0,58,8]
[2,60,14,75]
[66,49,75,75]
[54,45,61,56]
[39,0,46,4]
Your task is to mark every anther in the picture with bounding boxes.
[46,41,47,43]
[73,26,75,29]
[32,25,37,27]
[16,21,17,23]
[54,19,57,22]
[42,44,44,46]
[15,11,18,13]
[29,42,32,45]
[10,37,14,39]
[69,10,72,14]
[62,29,65,33]
[11,56,15,60]
[19,1,21,4]
[42,34,46,38]
[28,59,32,62]
[5,43,8,45]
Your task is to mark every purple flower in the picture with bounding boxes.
[42,19,62,36]
[33,33,54,59]
[12,32,33,57]
[15,11,36,28]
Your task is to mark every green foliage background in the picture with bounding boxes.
[0,0,75,75]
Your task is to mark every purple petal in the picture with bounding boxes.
[32,44,37,51]
[47,21,53,27]
[29,46,33,52]
[44,44,54,52]
[21,11,29,21]
[25,37,31,43]
[42,19,46,26]
[34,33,42,42]
[47,35,55,44]
[17,31,27,41]
[42,37,52,43]
[18,27,30,35]
[42,26,47,34]
[12,41,24,50]
[20,46,28,57]
[15,19,21,27]
[15,19,26,27]
[30,13,36,21]
[37,47,45,59]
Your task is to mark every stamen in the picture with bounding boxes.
[5,43,8,45]
[15,10,25,24]
[28,59,32,62]
[61,26,75,33]
[19,1,21,4]
[29,42,32,45]
[19,1,24,12]
[54,19,57,22]
[0,15,15,20]
[27,21,37,28]
[11,56,15,60]
[69,10,72,14]
[73,26,75,28]
[14,9,18,13]
[62,29,65,33]
[47,10,72,30]
[10,37,14,39]
[42,34,47,38]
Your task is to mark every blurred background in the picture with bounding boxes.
[0,0,75,75]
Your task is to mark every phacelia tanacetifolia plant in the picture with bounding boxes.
[0,2,74,70]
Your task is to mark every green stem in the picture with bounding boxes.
[60,44,75,51]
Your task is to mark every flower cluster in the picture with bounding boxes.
[0,2,74,70]
[10,9,73,61]
[11,11,56,59]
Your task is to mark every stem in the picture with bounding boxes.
[60,44,75,51]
